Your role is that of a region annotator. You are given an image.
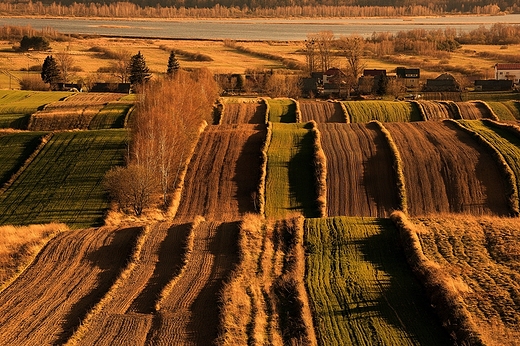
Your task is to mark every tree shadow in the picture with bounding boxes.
[55,226,142,344]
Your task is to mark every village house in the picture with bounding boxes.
[495,63,520,84]
[423,73,460,92]
[396,67,420,90]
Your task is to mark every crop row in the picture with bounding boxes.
[0,129,128,228]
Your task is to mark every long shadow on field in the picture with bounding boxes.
[55,227,142,345]
[233,125,266,215]
[289,129,320,217]
[357,219,451,345]
[129,223,192,314]
[250,103,267,124]
[185,222,239,345]
[363,122,400,217]
[0,133,42,186]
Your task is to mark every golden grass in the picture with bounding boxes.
[0,223,68,292]
[217,214,316,346]
[393,211,520,346]
[309,121,327,217]
[373,121,407,213]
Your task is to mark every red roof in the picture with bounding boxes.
[495,63,520,70]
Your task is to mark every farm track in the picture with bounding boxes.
[385,121,510,216]
[458,101,493,120]
[0,226,141,345]
[299,101,345,123]
[147,221,238,346]
[221,102,266,124]
[319,123,399,217]
[175,124,266,221]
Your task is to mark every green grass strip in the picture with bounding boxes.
[342,100,422,123]
[266,98,297,123]
[0,129,128,228]
[0,131,48,186]
[485,101,517,121]
[0,90,72,115]
[89,101,134,129]
[265,122,320,219]
[304,216,452,346]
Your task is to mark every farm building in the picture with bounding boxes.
[494,63,520,84]
[423,73,460,92]
[396,67,420,90]
[474,79,513,91]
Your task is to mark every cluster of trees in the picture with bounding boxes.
[0,1,513,18]
[104,69,219,216]
[39,50,181,89]
[18,35,50,51]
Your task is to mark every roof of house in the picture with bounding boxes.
[495,63,520,70]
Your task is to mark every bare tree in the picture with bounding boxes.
[304,35,319,74]
[309,31,336,72]
[339,35,366,97]
[111,49,131,83]
[55,51,74,83]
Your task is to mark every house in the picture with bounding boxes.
[494,63,520,84]
[396,67,420,90]
[322,68,349,97]
[474,79,513,92]
[89,83,131,93]
[359,69,387,94]
[423,73,460,92]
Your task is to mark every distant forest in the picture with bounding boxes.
[0,0,518,17]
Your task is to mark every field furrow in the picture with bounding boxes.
[299,101,346,123]
[76,222,191,345]
[221,102,266,124]
[319,123,399,217]
[415,100,456,120]
[458,101,493,120]
[385,121,510,216]
[148,221,238,346]
[305,217,451,346]
[0,226,141,345]
[175,124,266,221]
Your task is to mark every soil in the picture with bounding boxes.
[299,101,346,123]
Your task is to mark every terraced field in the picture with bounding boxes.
[415,100,459,120]
[220,99,266,124]
[266,98,297,123]
[299,100,346,123]
[458,101,494,120]
[343,100,422,123]
[304,217,451,346]
[319,122,399,217]
[0,130,128,228]
[175,124,266,221]
[385,121,510,216]
[485,101,519,121]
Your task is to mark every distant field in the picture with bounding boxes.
[343,100,422,123]
[266,98,296,123]
[0,129,128,228]
[304,217,451,346]
[0,90,72,129]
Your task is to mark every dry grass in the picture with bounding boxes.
[393,211,520,346]
[372,121,407,213]
[0,223,68,292]
[309,121,327,217]
[217,214,316,346]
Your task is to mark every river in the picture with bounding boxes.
[1,14,520,40]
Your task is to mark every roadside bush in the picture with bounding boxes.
[19,75,50,91]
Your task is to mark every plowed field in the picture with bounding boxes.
[175,124,266,221]
[385,121,510,216]
[0,226,141,345]
[458,101,493,120]
[299,101,346,123]
[416,101,457,120]
[221,102,266,124]
[147,221,238,346]
[319,123,399,217]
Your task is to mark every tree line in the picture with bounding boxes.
[0,1,513,18]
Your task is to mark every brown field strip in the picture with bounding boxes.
[458,101,493,120]
[221,102,266,124]
[0,226,141,345]
[299,101,346,123]
[76,222,191,345]
[147,221,238,346]
[319,123,399,217]
[175,124,266,221]
[415,100,457,120]
[385,121,510,216]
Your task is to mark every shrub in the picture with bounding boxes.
[19,76,50,91]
